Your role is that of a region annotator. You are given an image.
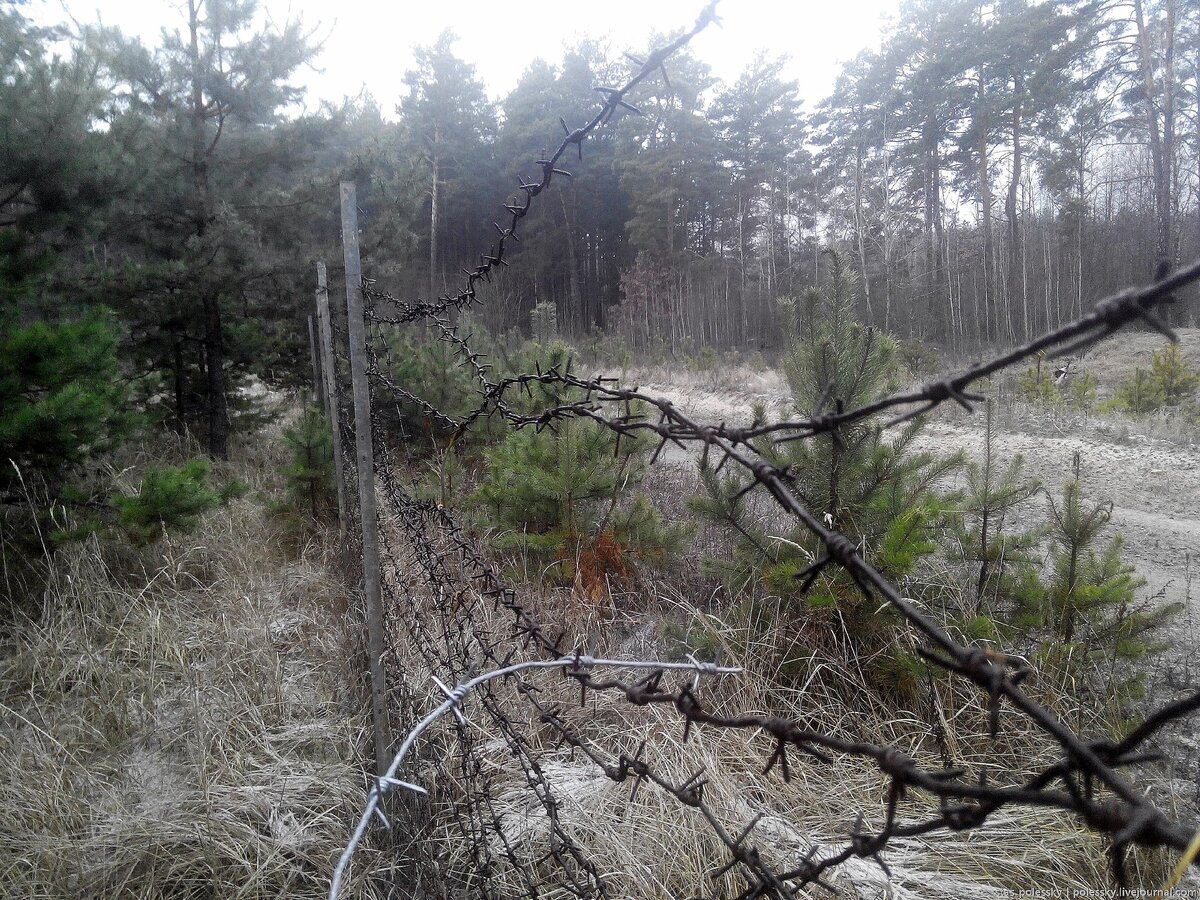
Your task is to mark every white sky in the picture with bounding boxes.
[28,0,900,113]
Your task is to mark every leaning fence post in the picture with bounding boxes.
[340,182,392,775]
[307,313,322,407]
[315,262,349,532]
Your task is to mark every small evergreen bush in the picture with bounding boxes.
[1013,454,1177,703]
[1148,343,1198,407]
[692,251,961,697]
[689,345,719,373]
[952,401,1043,619]
[529,301,558,345]
[1105,347,1197,416]
[0,311,133,493]
[1104,367,1163,415]
[1016,360,1058,405]
[1067,371,1098,411]
[898,338,939,379]
[113,459,242,543]
[382,332,479,443]
[282,405,335,518]
[474,342,686,600]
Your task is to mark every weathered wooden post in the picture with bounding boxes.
[339,182,392,775]
[315,262,349,532]
[307,313,321,407]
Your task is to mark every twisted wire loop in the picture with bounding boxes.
[325,2,1200,897]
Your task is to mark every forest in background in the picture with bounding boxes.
[4,0,1200,464]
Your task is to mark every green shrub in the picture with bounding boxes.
[690,345,719,373]
[0,311,134,492]
[530,301,558,345]
[1013,454,1177,703]
[898,338,939,379]
[581,327,633,371]
[951,400,1043,617]
[1105,347,1196,416]
[474,343,686,599]
[1148,343,1198,407]
[1016,362,1058,405]
[691,251,960,696]
[282,405,334,518]
[1067,371,1098,410]
[113,459,241,543]
[381,332,479,443]
[1105,367,1164,415]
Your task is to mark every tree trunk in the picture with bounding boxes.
[559,191,583,333]
[854,139,873,322]
[173,339,186,435]
[1133,0,1175,287]
[188,0,227,459]
[977,68,995,342]
[430,134,441,302]
[924,120,945,341]
[1006,71,1025,342]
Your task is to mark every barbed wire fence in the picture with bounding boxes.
[309,3,1200,897]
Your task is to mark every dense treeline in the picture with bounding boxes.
[3,0,1199,465]
[383,0,1200,353]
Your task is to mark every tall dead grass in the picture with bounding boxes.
[0,431,384,899]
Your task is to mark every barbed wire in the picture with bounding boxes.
[321,0,1200,895]
[358,444,1200,897]
[331,653,744,897]
[365,455,876,899]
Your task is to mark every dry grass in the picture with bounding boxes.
[0,430,384,900]
[384,338,1200,896]
[373,367,1193,896]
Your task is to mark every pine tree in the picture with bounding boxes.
[282,405,334,519]
[1148,343,1199,407]
[1016,356,1059,405]
[473,342,685,600]
[952,400,1042,624]
[1108,367,1165,415]
[96,0,318,457]
[1015,453,1177,698]
[692,252,960,693]
[113,458,242,543]
[0,312,133,497]
[0,5,130,498]
[382,331,478,443]
[399,30,496,302]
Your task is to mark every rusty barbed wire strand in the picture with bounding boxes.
[372,441,617,897]
[368,455,819,898]
[367,451,1200,896]
[351,264,1200,893]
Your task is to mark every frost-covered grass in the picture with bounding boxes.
[0,430,384,899]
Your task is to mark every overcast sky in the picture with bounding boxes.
[28,0,901,112]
